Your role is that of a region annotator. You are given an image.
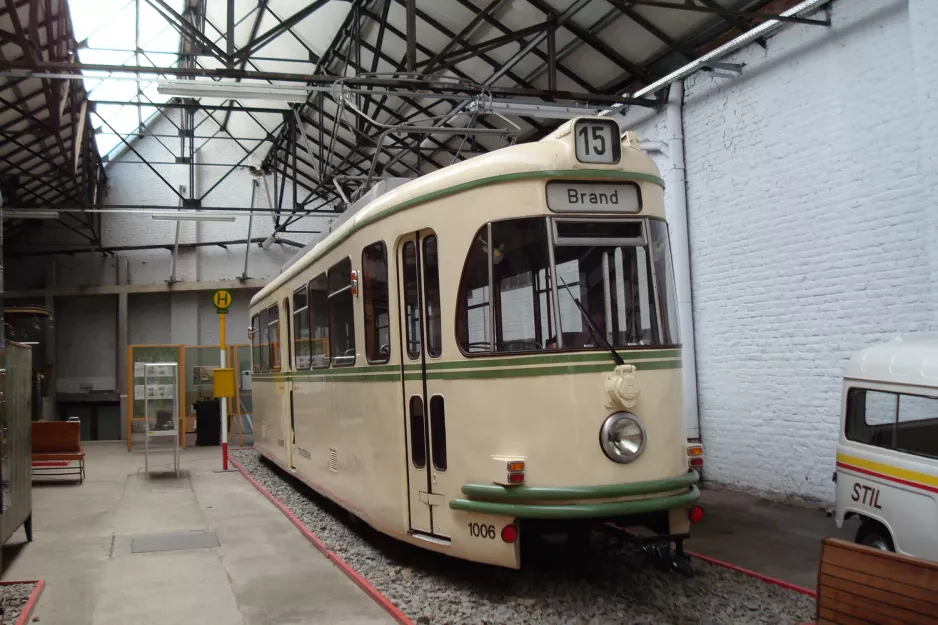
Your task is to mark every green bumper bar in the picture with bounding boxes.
[459,469,699,502]
[450,485,700,519]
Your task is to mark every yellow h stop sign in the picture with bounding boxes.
[213,289,232,314]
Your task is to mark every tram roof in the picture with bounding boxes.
[845,335,938,388]
[251,121,661,307]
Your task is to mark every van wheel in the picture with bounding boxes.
[856,521,894,552]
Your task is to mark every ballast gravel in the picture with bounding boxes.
[0,583,36,625]
[232,449,815,625]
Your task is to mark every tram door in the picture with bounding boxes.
[398,231,447,538]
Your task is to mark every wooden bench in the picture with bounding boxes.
[815,537,938,624]
[31,421,85,484]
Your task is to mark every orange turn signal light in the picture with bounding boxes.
[687,446,703,457]
[507,461,525,472]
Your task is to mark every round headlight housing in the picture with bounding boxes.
[600,412,646,463]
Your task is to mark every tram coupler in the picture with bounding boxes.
[639,533,694,577]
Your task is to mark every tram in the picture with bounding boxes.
[249,117,702,569]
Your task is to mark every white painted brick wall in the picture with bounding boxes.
[617,0,936,502]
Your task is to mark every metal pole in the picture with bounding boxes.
[220,313,228,470]
[242,180,256,281]
[406,0,417,72]
[547,18,557,92]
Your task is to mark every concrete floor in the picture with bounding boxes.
[2,442,394,625]
[691,486,859,589]
[3,444,854,623]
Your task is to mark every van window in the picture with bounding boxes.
[251,313,261,373]
[329,258,356,366]
[293,287,310,369]
[847,388,938,459]
[268,304,281,371]
[362,242,390,363]
[309,273,330,368]
[897,394,938,458]
[259,307,270,372]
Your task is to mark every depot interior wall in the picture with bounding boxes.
[619,0,936,503]
[4,111,336,405]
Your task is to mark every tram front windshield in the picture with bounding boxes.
[457,217,679,354]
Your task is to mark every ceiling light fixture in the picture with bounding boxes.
[151,213,236,222]
[156,80,317,102]
[2,210,60,220]
[467,100,603,120]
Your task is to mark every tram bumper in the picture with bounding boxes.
[449,469,699,521]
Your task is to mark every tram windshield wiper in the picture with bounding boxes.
[557,276,625,366]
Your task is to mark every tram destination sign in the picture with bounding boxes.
[546,181,641,213]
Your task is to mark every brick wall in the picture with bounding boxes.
[619,0,936,502]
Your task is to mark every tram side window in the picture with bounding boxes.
[328,258,356,366]
[293,287,311,370]
[456,218,554,353]
[402,241,421,359]
[362,242,390,363]
[423,236,443,358]
[259,308,270,372]
[268,304,281,371]
[251,314,261,373]
[309,273,330,368]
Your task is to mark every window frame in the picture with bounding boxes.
[846,386,938,461]
[251,313,261,373]
[327,257,356,368]
[267,303,281,372]
[455,215,680,357]
[292,285,311,370]
[308,272,330,370]
[259,307,270,372]
[422,234,443,359]
[362,241,391,364]
[402,240,422,360]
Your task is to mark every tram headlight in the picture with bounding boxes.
[600,412,645,463]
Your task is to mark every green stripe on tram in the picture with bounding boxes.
[412,348,681,372]
[406,359,681,381]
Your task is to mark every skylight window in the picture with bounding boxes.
[67,0,184,161]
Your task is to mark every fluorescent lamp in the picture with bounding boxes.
[467,100,602,120]
[2,210,59,219]
[156,80,313,102]
[151,214,236,222]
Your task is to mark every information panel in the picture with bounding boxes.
[546,181,641,213]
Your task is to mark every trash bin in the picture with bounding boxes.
[194,399,221,446]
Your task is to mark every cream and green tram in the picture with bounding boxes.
[249,117,701,570]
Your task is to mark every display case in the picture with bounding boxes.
[143,362,179,477]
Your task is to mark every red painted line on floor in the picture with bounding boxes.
[230,457,414,625]
[0,579,46,625]
[605,523,817,598]
[684,550,817,598]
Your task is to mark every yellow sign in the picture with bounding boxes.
[213,290,232,313]
[212,368,235,398]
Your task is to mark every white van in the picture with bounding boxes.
[834,336,938,560]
